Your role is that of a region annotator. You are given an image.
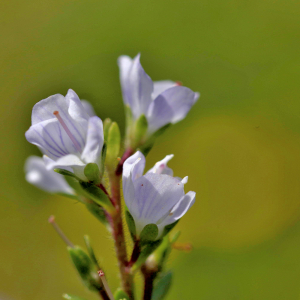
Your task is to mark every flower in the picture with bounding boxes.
[25,156,74,194]
[25,89,104,181]
[118,54,199,135]
[122,151,196,238]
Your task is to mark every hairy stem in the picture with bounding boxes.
[99,289,111,300]
[108,171,134,299]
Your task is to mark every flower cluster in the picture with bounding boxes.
[24,54,199,300]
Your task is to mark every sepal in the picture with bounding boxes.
[114,288,130,300]
[140,223,158,244]
[54,168,81,181]
[68,246,102,292]
[161,220,179,238]
[84,163,101,185]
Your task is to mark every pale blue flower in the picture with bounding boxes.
[122,151,196,238]
[25,156,74,195]
[118,54,199,134]
[25,89,104,180]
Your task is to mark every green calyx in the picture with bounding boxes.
[84,163,101,185]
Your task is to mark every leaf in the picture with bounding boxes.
[85,202,109,227]
[54,168,81,181]
[84,235,100,270]
[84,163,101,184]
[103,118,112,142]
[152,271,173,300]
[125,210,136,241]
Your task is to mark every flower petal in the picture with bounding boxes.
[81,116,104,166]
[147,154,174,176]
[132,173,185,234]
[152,80,176,100]
[118,54,153,119]
[122,151,146,216]
[44,154,86,181]
[147,86,199,133]
[81,100,97,117]
[25,118,85,160]
[159,191,196,232]
[25,156,74,194]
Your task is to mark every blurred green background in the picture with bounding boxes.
[1,0,300,299]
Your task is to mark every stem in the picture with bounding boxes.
[108,171,134,299]
[141,265,156,300]
[99,289,111,300]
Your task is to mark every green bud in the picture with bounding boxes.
[140,223,158,244]
[62,294,87,300]
[125,210,136,241]
[80,183,114,214]
[152,271,173,300]
[132,114,148,147]
[106,122,121,170]
[103,118,113,142]
[84,163,101,185]
[114,288,130,300]
[68,246,102,292]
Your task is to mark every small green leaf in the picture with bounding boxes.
[54,168,81,181]
[80,183,114,213]
[84,235,100,270]
[100,142,107,174]
[125,210,136,240]
[103,118,112,142]
[140,223,158,243]
[152,271,173,300]
[114,288,130,300]
[161,220,179,238]
[62,294,87,300]
[106,122,121,170]
[84,163,101,184]
[68,246,102,292]
[85,202,109,227]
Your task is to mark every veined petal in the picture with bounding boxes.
[45,154,87,181]
[65,89,90,121]
[122,151,146,216]
[158,191,196,235]
[25,118,85,160]
[147,86,199,133]
[147,154,174,176]
[132,173,185,235]
[81,100,97,117]
[81,116,104,166]
[25,156,74,194]
[152,80,176,100]
[118,54,153,119]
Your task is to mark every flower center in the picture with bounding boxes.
[53,111,82,152]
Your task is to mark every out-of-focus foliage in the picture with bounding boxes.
[1,0,300,299]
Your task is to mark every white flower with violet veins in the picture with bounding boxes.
[122,151,195,239]
[118,54,199,134]
[25,156,74,195]
[25,89,104,181]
